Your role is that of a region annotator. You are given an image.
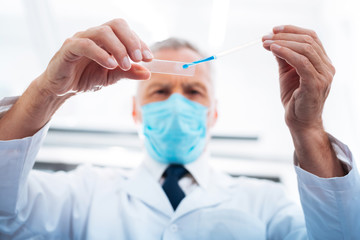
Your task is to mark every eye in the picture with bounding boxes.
[188,89,200,95]
[154,88,168,95]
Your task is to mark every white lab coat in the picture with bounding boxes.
[0,97,359,240]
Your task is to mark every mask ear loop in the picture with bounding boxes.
[135,121,145,142]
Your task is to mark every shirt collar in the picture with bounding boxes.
[142,151,211,190]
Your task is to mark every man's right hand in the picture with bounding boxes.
[39,18,152,97]
[0,18,152,140]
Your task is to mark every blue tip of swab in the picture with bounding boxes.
[182,56,216,69]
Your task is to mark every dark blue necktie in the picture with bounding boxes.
[162,164,188,210]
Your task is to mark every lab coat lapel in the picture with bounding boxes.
[122,163,173,217]
[172,172,232,221]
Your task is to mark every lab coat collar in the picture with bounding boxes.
[142,150,211,190]
[122,161,174,218]
[123,159,232,220]
[183,151,211,190]
[123,150,234,219]
[172,174,232,221]
[126,151,231,220]
[142,154,167,183]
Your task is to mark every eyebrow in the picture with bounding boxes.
[145,80,208,93]
[146,82,172,92]
[182,82,208,92]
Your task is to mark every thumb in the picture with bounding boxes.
[275,56,291,73]
[108,63,151,83]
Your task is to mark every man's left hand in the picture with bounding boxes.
[262,25,345,178]
[262,25,335,132]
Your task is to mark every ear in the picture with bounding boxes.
[132,96,142,124]
[209,99,218,128]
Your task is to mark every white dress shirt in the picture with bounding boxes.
[0,97,360,240]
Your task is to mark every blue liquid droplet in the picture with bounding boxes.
[183,64,189,69]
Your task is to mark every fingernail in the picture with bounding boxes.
[143,50,153,60]
[271,43,281,50]
[262,33,274,40]
[122,56,131,70]
[263,40,274,46]
[274,25,284,32]
[107,58,118,68]
[134,49,142,61]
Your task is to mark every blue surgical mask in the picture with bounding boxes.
[141,93,208,165]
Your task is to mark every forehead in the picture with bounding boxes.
[154,47,203,63]
[138,48,212,90]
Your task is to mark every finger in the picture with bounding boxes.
[264,40,328,75]
[275,55,292,73]
[272,25,327,55]
[106,19,143,62]
[108,63,151,84]
[133,31,153,62]
[262,32,335,75]
[62,37,118,69]
[270,44,318,85]
[263,33,323,53]
[78,26,132,71]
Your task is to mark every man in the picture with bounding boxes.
[0,18,359,239]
